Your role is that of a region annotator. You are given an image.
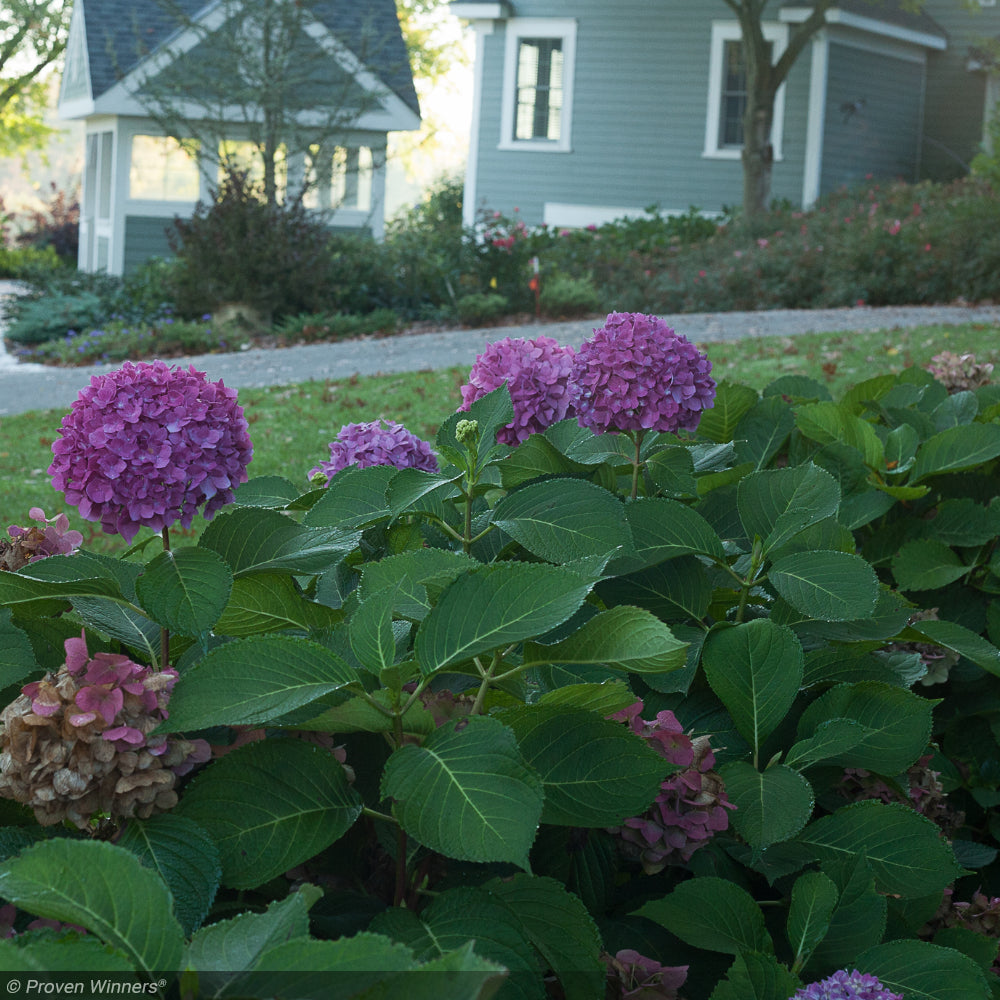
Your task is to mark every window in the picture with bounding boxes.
[129,136,200,201]
[704,22,787,160]
[500,19,576,152]
[303,146,374,212]
[218,140,287,201]
[515,38,564,141]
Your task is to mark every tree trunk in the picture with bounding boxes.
[741,94,774,223]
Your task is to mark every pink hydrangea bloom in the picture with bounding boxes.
[460,335,577,445]
[48,361,253,543]
[608,701,734,871]
[6,507,83,562]
[604,949,688,999]
[792,970,902,999]
[309,420,437,486]
[570,313,716,435]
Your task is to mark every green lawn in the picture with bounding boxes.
[2,320,996,554]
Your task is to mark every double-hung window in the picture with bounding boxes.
[704,22,787,159]
[500,19,576,151]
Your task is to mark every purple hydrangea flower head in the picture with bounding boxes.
[792,970,902,1000]
[460,335,577,445]
[607,701,734,872]
[48,361,253,544]
[309,419,438,486]
[570,312,716,435]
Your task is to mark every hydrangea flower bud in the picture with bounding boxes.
[48,361,253,543]
[460,335,577,445]
[607,702,734,872]
[791,969,902,999]
[1,508,83,572]
[308,419,437,486]
[0,631,209,828]
[570,312,715,435]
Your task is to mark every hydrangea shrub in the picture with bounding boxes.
[0,353,995,998]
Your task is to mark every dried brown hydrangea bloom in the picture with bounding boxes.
[0,508,83,572]
[0,631,209,829]
[926,351,994,393]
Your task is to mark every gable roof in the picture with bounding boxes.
[66,0,419,117]
[780,0,947,46]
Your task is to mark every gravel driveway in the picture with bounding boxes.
[2,279,998,418]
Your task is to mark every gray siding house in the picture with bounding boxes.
[58,0,420,275]
[450,0,1000,228]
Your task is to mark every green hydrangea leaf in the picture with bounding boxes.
[177,738,363,889]
[709,951,801,1000]
[0,839,184,974]
[787,870,839,970]
[855,939,990,999]
[303,463,395,529]
[737,464,841,556]
[702,619,804,756]
[158,635,358,732]
[117,815,221,937]
[719,762,814,851]
[797,801,965,898]
[185,887,316,975]
[796,680,935,775]
[214,573,341,636]
[492,478,630,565]
[499,705,667,826]
[381,716,543,868]
[230,475,300,508]
[768,550,879,622]
[635,876,772,955]
[135,546,233,637]
[523,605,687,676]
[414,562,592,675]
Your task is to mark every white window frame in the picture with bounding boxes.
[499,18,576,153]
[704,21,788,160]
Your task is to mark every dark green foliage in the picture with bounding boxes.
[10,175,1000,361]
[454,291,509,326]
[538,274,602,318]
[3,362,1000,997]
[166,170,337,324]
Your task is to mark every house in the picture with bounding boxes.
[449,0,1000,229]
[58,0,421,275]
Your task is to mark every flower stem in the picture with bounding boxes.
[160,526,171,669]
[630,430,646,501]
[391,710,408,906]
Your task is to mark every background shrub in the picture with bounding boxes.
[166,170,336,323]
[538,273,601,318]
[454,291,509,325]
[14,183,80,265]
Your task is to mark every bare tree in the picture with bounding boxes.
[724,0,980,221]
[125,0,416,207]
